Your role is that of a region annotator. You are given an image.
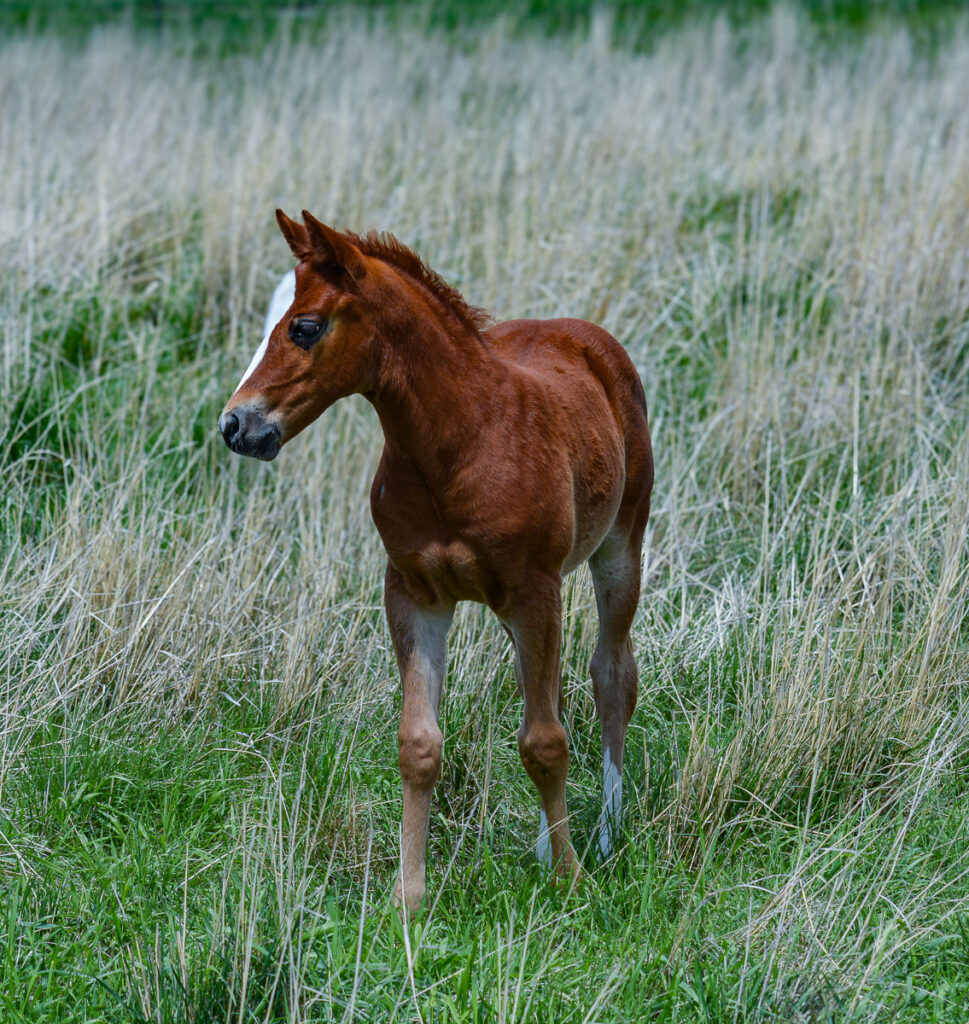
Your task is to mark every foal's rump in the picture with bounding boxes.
[486,317,647,440]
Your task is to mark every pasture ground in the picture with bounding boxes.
[2,7,969,1022]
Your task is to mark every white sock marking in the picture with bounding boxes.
[598,748,622,858]
[233,270,296,395]
[537,810,551,867]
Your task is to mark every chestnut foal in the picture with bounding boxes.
[220,211,653,910]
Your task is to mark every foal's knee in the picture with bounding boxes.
[518,721,569,783]
[398,723,443,789]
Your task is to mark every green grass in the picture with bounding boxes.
[3,7,969,1022]
[5,0,969,55]
[5,700,969,1021]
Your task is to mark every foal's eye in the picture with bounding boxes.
[288,316,327,349]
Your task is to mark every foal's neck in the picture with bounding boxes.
[368,291,499,470]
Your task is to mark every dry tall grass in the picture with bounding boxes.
[2,8,969,1019]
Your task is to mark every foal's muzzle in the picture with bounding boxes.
[219,406,281,461]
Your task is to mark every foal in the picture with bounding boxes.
[220,211,653,910]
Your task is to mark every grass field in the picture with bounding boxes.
[2,6,969,1022]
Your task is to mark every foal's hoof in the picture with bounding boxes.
[549,857,582,895]
[392,879,426,915]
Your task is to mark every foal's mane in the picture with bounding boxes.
[346,230,493,338]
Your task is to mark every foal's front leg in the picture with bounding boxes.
[385,565,454,911]
[505,574,580,884]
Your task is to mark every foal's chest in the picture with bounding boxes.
[369,466,499,608]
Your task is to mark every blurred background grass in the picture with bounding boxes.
[5,0,969,50]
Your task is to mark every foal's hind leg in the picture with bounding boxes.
[589,530,643,858]
[385,565,454,912]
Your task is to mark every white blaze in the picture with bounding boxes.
[233,270,296,395]
[597,749,622,858]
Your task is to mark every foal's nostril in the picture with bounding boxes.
[219,407,281,460]
[220,411,240,444]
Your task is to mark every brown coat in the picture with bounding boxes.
[221,211,653,909]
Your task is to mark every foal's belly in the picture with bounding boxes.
[562,513,615,575]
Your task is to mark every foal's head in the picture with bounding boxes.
[219,210,377,461]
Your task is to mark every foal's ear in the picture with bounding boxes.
[276,209,313,260]
[301,210,367,283]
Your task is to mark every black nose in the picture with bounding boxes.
[219,406,281,461]
[220,411,240,445]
